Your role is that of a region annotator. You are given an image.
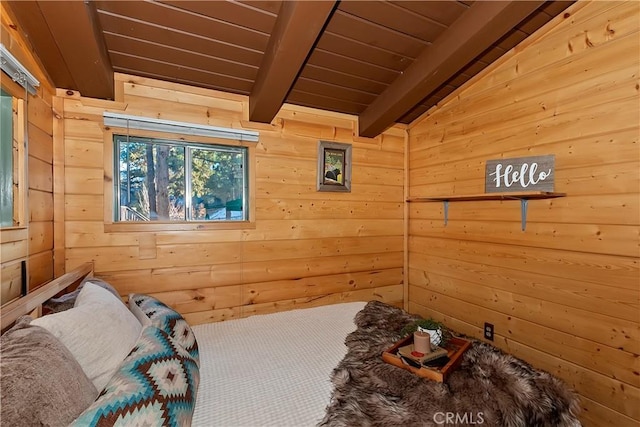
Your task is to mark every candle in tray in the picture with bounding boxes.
[414,331,431,354]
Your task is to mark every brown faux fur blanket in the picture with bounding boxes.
[319,301,581,427]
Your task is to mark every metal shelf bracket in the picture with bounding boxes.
[520,199,528,231]
[443,200,449,226]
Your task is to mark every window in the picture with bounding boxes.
[1,44,36,305]
[114,135,249,222]
[0,88,25,228]
[0,89,13,226]
[0,43,37,229]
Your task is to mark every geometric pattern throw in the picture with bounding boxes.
[130,294,200,366]
[69,325,200,427]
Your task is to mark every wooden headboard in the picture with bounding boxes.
[0,262,94,331]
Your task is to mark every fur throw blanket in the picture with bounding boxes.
[319,301,581,427]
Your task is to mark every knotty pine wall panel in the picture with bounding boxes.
[25,100,55,290]
[0,228,27,304]
[60,72,405,321]
[407,2,639,426]
[0,4,56,299]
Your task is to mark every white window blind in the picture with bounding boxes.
[103,112,259,142]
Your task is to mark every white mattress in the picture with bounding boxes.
[191,302,366,427]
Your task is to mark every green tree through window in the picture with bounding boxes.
[114,135,247,222]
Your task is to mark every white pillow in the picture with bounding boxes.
[31,283,142,391]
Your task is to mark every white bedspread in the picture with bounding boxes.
[191,302,366,427]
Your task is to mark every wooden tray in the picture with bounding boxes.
[382,335,471,382]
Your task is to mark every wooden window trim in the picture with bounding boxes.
[1,80,27,229]
[1,80,28,307]
[102,127,256,233]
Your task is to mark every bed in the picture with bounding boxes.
[0,263,582,427]
[191,302,365,426]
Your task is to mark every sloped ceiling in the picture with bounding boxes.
[7,0,573,137]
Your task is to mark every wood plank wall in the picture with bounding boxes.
[0,4,56,302]
[407,2,639,426]
[59,72,405,323]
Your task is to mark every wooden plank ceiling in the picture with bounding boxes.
[6,0,573,137]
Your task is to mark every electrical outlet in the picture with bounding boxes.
[484,322,494,341]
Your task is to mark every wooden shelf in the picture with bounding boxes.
[407,191,566,203]
[406,191,566,231]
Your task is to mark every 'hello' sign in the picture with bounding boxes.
[485,155,555,193]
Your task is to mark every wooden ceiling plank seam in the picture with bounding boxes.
[447,73,476,88]
[320,30,415,67]
[97,10,264,65]
[496,28,530,51]
[325,11,426,58]
[103,31,258,78]
[517,10,555,34]
[234,1,280,17]
[296,76,381,98]
[286,90,367,116]
[398,109,428,125]
[358,0,546,137]
[142,1,269,37]
[458,59,490,77]
[238,1,282,16]
[337,1,447,42]
[313,47,407,75]
[539,1,574,17]
[36,0,114,99]
[384,1,450,30]
[109,50,253,87]
[301,65,388,95]
[304,63,390,87]
[390,1,471,27]
[95,1,270,52]
[290,86,370,108]
[111,66,251,96]
[332,9,430,48]
[249,1,337,123]
[293,77,378,105]
[159,0,278,34]
[308,50,399,84]
[475,45,509,65]
[4,1,75,89]
[110,59,253,94]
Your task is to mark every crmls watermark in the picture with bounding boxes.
[433,412,485,425]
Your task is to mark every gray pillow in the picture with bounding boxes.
[44,276,121,313]
[0,316,99,427]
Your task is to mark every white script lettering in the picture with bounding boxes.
[490,162,551,189]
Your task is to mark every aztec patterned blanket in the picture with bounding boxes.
[319,301,581,427]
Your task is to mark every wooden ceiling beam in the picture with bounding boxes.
[357,1,545,138]
[33,0,114,99]
[249,1,337,123]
